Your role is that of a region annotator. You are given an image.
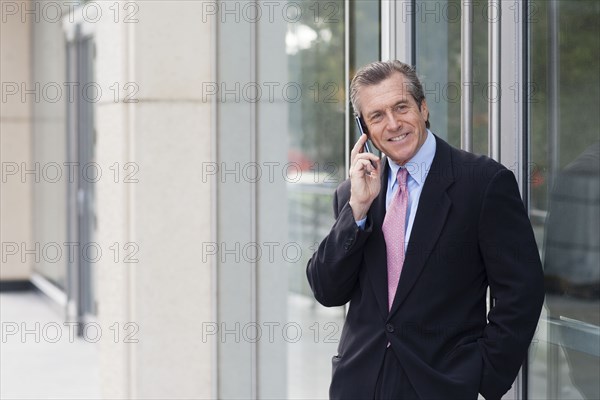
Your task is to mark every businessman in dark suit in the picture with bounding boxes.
[306,61,544,399]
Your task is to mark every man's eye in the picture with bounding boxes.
[371,114,382,122]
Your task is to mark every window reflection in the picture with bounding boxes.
[415,0,489,154]
[349,0,380,150]
[285,1,345,398]
[285,1,382,397]
[529,1,600,399]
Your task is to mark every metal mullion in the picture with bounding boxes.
[210,3,219,399]
[397,0,414,65]
[344,0,350,180]
[65,39,78,321]
[461,0,473,152]
[498,0,530,395]
[75,23,85,335]
[488,0,501,161]
[79,35,88,322]
[381,0,396,61]
[249,1,258,396]
[382,0,414,64]
[548,0,560,197]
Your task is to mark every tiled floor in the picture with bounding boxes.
[2,290,597,399]
[0,290,101,400]
[287,293,344,399]
[0,290,342,400]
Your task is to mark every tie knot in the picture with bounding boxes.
[397,168,408,188]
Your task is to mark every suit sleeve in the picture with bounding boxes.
[477,169,545,400]
[305,187,372,307]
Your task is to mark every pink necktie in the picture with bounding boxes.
[382,168,409,311]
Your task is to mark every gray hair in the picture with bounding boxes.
[350,60,430,129]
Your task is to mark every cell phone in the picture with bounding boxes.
[354,115,377,170]
[354,115,373,154]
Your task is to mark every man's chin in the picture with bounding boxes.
[385,149,414,166]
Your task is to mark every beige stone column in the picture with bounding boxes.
[94,1,213,398]
[0,0,33,283]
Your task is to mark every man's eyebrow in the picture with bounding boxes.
[366,99,409,119]
[365,109,381,119]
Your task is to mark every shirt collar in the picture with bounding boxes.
[387,129,437,187]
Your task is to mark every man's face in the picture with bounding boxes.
[359,72,429,166]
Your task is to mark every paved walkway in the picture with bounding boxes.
[2,290,592,399]
[0,290,340,400]
[0,290,101,400]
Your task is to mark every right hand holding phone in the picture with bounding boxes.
[349,133,381,222]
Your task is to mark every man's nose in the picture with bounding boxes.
[385,112,401,131]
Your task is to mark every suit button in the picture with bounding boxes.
[386,324,394,333]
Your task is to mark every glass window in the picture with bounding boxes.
[350,0,380,75]
[415,0,461,147]
[415,0,488,154]
[216,1,353,396]
[31,14,69,290]
[284,1,381,397]
[528,1,600,399]
[349,0,381,150]
[284,1,345,397]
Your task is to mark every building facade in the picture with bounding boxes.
[1,0,598,398]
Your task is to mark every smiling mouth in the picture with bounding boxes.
[388,132,409,142]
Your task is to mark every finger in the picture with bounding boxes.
[362,159,379,176]
[350,134,368,163]
[373,157,382,172]
[354,151,380,164]
[353,153,380,175]
[352,159,374,176]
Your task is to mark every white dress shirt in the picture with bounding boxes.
[356,130,437,251]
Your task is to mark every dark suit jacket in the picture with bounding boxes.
[306,135,545,400]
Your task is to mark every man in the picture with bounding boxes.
[306,60,544,399]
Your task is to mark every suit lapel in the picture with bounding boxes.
[364,157,391,319]
[389,136,455,316]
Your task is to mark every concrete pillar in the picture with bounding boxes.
[0,0,33,283]
[94,2,213,398]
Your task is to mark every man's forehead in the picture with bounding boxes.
[362,91,412,115]
[363,73,408,92]
[364,95,403,110]
[360,74,414,108]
